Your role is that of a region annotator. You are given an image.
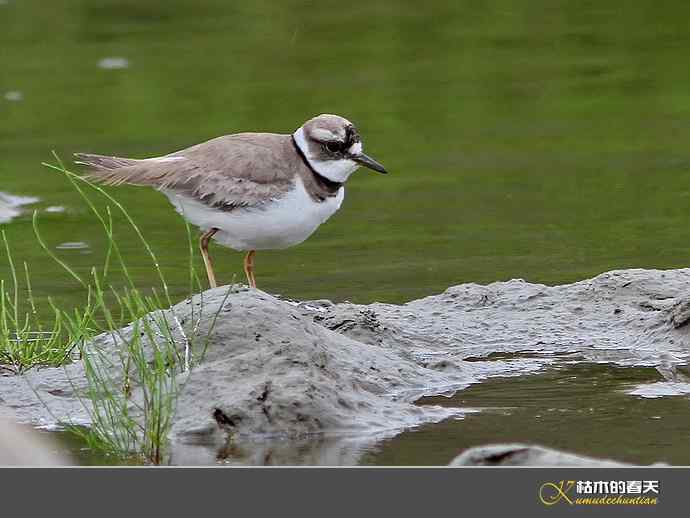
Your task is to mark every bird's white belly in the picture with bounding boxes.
[162,178,344,251]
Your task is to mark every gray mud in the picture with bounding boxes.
[1,268,689,465]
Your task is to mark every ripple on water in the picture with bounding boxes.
[55,241,90,251]
[0,192,39,223]
[3,91,23,102]
[97,57,129,70]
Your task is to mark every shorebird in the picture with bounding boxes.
[75,114,387,289]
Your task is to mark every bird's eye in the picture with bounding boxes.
[326,141,342,153]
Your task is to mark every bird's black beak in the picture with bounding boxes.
[351,153,388,174]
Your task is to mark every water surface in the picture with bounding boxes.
[3,0,690,465]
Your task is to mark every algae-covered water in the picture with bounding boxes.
[3,0,690,465]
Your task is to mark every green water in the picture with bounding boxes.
[3,0,690,465]
[367,364,690,466]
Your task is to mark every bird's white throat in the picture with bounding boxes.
[293,127,359,183]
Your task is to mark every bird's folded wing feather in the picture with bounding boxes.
[75,133,295,210]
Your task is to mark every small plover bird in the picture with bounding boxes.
[75,114,387,288]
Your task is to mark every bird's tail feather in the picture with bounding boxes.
[73,153,141,185]
[73,152,138,170]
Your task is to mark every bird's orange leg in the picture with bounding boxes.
[200,228,219,289]
[243,250,257,288]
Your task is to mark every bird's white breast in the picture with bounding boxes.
[163,177,344,251]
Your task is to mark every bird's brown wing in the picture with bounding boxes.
[75,133,297,210]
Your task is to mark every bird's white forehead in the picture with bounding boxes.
[348,142,362,154]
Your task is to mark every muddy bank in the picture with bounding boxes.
[1,268,689,464]
[305,268,690,370]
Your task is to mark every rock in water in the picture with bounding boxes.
[449,443,641,466]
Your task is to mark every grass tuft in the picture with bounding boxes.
[0,157,230,464]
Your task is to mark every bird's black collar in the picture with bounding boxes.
[291,135,343,192]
